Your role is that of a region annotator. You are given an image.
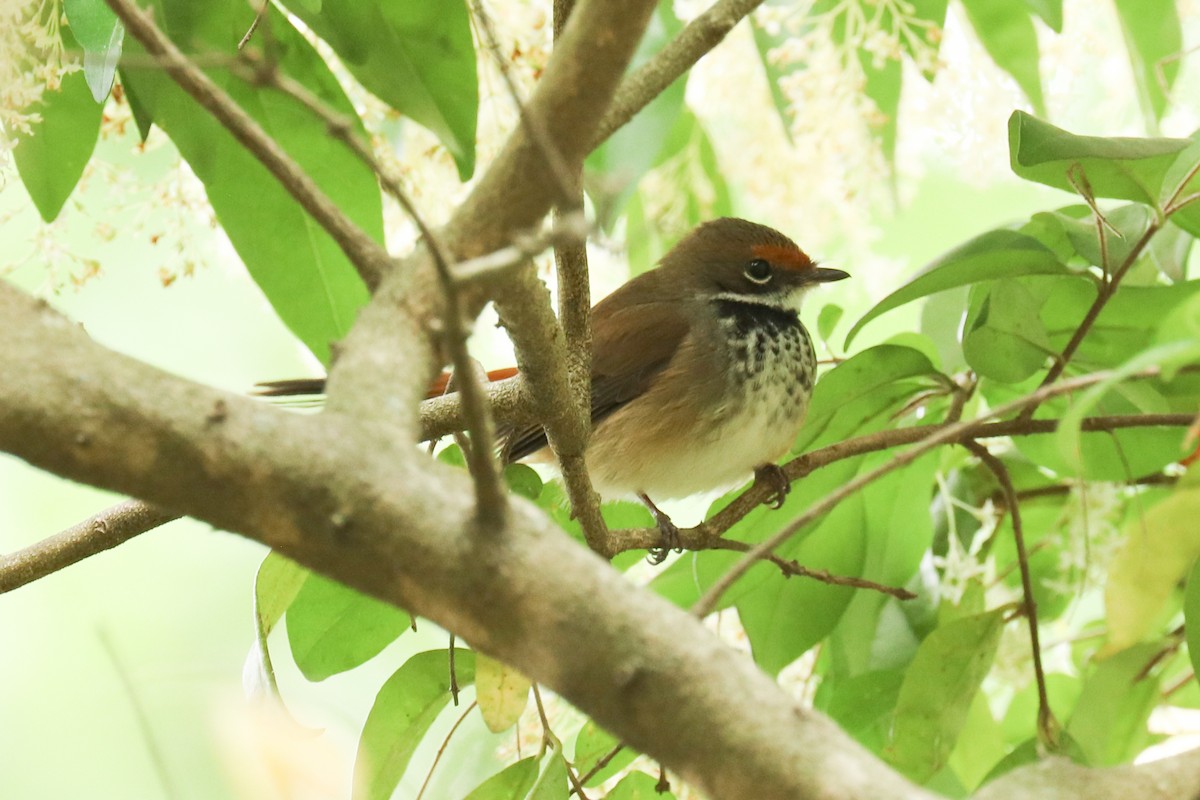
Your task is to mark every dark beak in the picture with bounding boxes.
[809,267,850,284]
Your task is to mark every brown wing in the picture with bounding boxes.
[503,300,690,462]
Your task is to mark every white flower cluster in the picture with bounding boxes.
[1,0,74,159]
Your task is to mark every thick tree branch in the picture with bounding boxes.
[0,281,941,800]
[0,499,177,593]
[107,0,394,290]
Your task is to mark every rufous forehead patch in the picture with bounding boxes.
[751,243,813,272]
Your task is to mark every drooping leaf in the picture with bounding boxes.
[959,0,1044,116]
[244,552,308,700]
[859,50,903,166]
[884,609,1005,782]
[278,0,477,178]
[749,10,799,146]
[817,303,844,343]
[946,692,1006,791]
[121,0,379,364]
[846,229,1069,347]
[814,668,906,753]
[586,2,686,227]
[461,756,539,800]
[1112,0,1182,128]
[64,0,125,101]
[353,649,476,800]
[1022,0,1062,32]
[1066,643,1161,766]
[574,721,638,787]
[474,653,531,733]
[13,71,103,222]
[527,753,569,800]
[1103,477,1200,654]
[1008,111,1190,207]
[286,571,411,681]
[1184,557,1200,682]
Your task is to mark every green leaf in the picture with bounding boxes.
[286,571,411,681]
[119,69,154,142]
[946,692,1005,791]
[586,3,686,226]
[1066,643,1160,765]
[962,279,1053,383]
[1104,479,1200,654]
[959,0,1044,116]
[461,757,539,800]
[749,11,799,146]
[354,649,476,800]
[474,653,531,733]
[1113,0,1182,128]
[278,0,477,179]
[504,463,543,500]
[846,229,1069,347]
[245,553,308,700]
[1185,557,1200,682]
[1054,339,1200,472]
[1022,0,1062,32]
[814,668,906,753]
[607,771,675,799]
[817,303,843,343]
[860,50,903,166]
[65,0,125,101]
[121,0,379,364]
[574,721,637,787]
[1159,136,1200,238]
[13,71,103,222]
[1008,111,1191,206]
[528,754,569,800]
[884,609,1005,782]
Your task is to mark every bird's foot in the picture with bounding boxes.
[639,492,682,565]
[754,464,791,509]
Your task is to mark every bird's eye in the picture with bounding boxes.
[744,258,772,284]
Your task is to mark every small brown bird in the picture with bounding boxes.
[259,218,848,558]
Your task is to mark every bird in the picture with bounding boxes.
[257,217,849,560]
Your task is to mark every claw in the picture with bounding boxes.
[754,464,790,509]
[639,492,682,564]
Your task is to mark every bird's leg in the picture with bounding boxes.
[753,463,791,509]
[638,492,682,565]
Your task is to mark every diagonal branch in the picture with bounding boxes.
[106,0,394,290]
[0,500,177,593]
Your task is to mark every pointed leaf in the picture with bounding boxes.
[13,71,103,221]
[1022,0,1062,32]
[121,0,379,364]
[475,653,531,733]
[278,0,477,179]
[960,0,1044,116]
[1105,478,1200,653]
[462,757,539,800]
[1066,643,1160,765]
[845,229,1069,347]
[528,754,569,800]
[286,572,411,681]
[354,649,476,800]
[884,609,1005,782]
[244,552,308,700]
[574,721,638,787]
[1113,0,1182,126]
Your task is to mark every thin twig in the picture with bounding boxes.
[709,539,916,600]
[99,629,181,800]
[963,441,1058,749]
[532,684,590,798]
[690,369,1169,617]
[415,700,478,800]
[106,0,393,289]
[574,743,625,793]
[449,635,461,705]
[237,0,269,50]
[0,500,177,594]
